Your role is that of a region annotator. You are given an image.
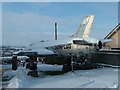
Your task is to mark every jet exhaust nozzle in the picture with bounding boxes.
[94,41,102,51]
[98,41,102,49]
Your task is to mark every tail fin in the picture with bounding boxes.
[71,15,94,38]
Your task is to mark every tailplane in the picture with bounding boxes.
[71,15,94,38]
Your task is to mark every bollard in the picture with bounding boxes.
[12,55,18,70]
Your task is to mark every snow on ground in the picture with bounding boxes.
[1,64,12,69]
[7,67,29,88]
[3,70,16,77]
[26,68,118,88]
[6,64,119,88]
[37,63,63,71]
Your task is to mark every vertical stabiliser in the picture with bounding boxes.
[71,15,94,38]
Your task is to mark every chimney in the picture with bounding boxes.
[55,22,57,40]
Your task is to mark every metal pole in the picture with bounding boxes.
[71,56,74,72]
[55,22,57,40]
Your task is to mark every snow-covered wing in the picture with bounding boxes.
[100,39,112,43]
[30,49,55,55]
[25,38,73,50]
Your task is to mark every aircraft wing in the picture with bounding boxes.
[27,49,55,55]
[12,49,55,59]
[13,49,55,57]
[99,39,112,43]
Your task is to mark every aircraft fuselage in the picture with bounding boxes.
[45,37,99,57]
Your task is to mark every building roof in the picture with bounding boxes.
[104,23,120,39]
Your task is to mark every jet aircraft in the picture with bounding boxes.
[22,15,111,63]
